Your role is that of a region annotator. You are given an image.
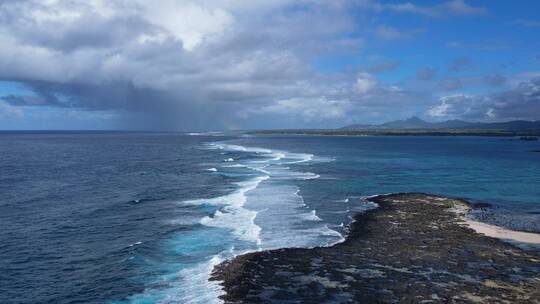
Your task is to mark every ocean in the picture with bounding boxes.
[1,132,539,304]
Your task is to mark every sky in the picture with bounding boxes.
[0,0,539,131]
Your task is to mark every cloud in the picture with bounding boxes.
[359,0,486,17]
[426,94,472,118]
[417,67,437,81]
[1,94,60,107]
[354,72,377,93]
[446,40,511,50]
[0,0,370,129]
[367,60,400,73]
[442,0,486,15]
[253,97,351,121]
[449,56,471,72]
[512,19,540,28]
[426,78,540,121]
[245,69,430,126]
[373,25,423,40]
[439,78,462,90]
[484,74,507,87]
[0,99,24,118]
[1,0,534,129]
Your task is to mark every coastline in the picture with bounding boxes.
[249,129,540,137]
[464,219,540,245]
[446,197,540,245]
[211,193,540,303]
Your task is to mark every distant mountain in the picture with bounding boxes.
[341,116,540,130]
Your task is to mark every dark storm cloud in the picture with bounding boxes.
[9,79,243,130]
[0,0,429,129]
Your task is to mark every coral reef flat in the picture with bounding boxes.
[212,193,540,303]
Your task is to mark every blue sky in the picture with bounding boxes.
[0,0,539,130]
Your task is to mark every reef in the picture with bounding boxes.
[212,193,540,303]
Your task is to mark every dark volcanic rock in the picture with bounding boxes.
[212,193,540,303]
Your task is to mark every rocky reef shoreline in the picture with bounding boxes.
[211,193,540,303]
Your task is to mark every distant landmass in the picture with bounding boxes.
[251,117,540,136]
[341,116,540,131]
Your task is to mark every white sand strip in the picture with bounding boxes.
[464,219,540,245]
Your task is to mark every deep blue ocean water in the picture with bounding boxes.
[1,132,539,303]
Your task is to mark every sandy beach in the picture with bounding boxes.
[465,219,540,244]
[448,198,540,245]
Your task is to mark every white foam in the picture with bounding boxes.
[246,165,271,175]
[361,193,393,200]
[173,142,344,302]
[269,152,286,161]
[244,183,344,250]
[166,216,202,226]
[301,210,323,221]
[298,172,320,180]
[117,251,227,304]
[157,251,230,304]
[183,176,268,246]
[319,225,346,242]
[281,153,314,164]
[221,164,246,168]
[124,143,344,304]
[209,143,272,154]
[201,207,261,245]
[126,241,142,248]
[313,156,336,163]
[188,132,224,136]
[183,176,269,207]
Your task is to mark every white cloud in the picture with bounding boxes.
[426,78,540,121]
[443,0,486,15]
[354,72,377,94]
[359,0,486,17]
[426,94,471,118]
[373,25,424,40]
[254,97,351,121]
[135,1,234,50]
[486,108,496,119]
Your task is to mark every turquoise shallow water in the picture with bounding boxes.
[233,135,540,232]
[1,132,539,304]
